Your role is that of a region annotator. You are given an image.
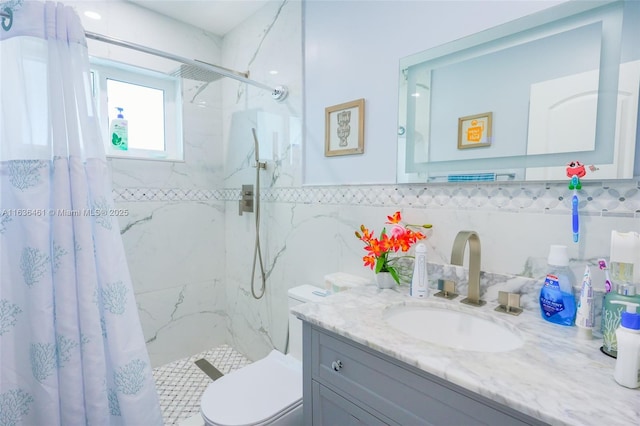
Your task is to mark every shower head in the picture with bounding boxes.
[251,128,260,163]
[171,64,224,83]
[171,60,249,83]
[251,128,267,169]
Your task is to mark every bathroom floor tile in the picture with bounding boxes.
[178,414,205,426]
[152,344,252,425]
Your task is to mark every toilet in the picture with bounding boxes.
[200,285,326,426]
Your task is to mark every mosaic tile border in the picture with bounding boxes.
[113,187,232,202]
[113,179,640,217]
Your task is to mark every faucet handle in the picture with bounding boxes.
[434,280,459,300]
[495,291,523,316]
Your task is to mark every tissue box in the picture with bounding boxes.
[610,231,640,284]
[324,272,372,293]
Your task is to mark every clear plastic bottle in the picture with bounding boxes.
[539,245,577,326]
[601,284,640,357]
[410,243,428,298]
[612,301,640,388]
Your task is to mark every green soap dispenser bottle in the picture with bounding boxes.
[601,283,640,358]
[110,107,128,150]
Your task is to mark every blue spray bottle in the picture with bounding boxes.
[539,245,577,326]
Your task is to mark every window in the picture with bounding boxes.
[90,58,183,161]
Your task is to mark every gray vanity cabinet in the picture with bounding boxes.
[302,322,548,426]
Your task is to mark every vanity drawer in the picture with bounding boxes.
[310,326,543,426]
[311,381,397,426]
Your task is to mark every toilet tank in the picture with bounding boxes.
[287,285,327,361]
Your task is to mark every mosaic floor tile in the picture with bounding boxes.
[152,344,252,425]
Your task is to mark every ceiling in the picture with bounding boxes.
[127,0,270,36]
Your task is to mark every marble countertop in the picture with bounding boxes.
[291,285,640,426]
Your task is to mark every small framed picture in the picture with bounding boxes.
[325,98,365,157]
[458,112,492,149]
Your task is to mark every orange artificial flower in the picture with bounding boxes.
[355,211,432,284]
[386,211,402,224]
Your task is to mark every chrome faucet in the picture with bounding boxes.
[451,230,485,306]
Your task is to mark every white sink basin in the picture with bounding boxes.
[383,305,524,353]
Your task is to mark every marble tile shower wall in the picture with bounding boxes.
[106,51,228,369]
[107,0,304,367]
[116,198,227,368]
[106,57,230,367]
[218,0,304,363]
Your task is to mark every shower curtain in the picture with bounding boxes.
[0,2,163,425]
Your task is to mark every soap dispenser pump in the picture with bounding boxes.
[611,300,640,388]
[110,107,128,150]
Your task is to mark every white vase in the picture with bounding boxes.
[374,272,396,289]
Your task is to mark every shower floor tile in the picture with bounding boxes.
[153,344,252,425]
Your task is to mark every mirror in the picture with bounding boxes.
[397,0,640,183]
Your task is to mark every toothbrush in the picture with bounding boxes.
[567,175,582,243]
[598,258,612,293]
[570,176,579,243]
[566,161,586,243]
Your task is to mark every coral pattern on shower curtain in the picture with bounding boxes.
[0,1,163,425]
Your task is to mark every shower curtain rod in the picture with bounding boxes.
[0,8,287,101]
[84,32,287,101]
[89,32,288,101]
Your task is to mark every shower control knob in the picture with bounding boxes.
[331,360,343,371]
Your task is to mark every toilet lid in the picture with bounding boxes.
[201,350,302,426]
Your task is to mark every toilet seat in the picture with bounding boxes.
[200,350,302,426]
